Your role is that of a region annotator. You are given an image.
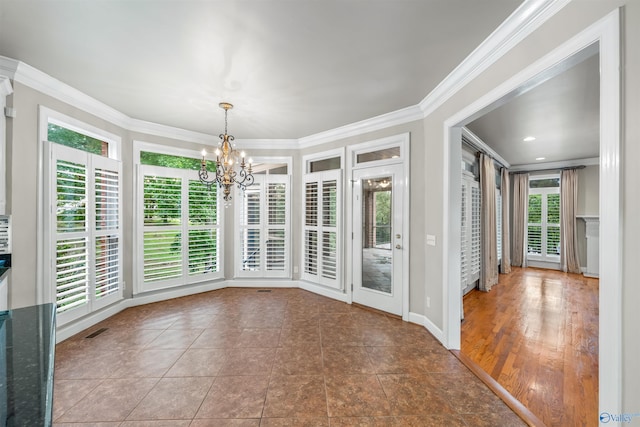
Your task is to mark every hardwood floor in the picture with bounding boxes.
[461,267,599,427]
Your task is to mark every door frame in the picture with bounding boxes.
[442,10,621,418]
[346,133,410,321]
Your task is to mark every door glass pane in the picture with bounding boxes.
[361,176,392,293]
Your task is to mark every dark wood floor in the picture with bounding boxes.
[461,267,599,427]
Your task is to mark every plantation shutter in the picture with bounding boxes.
[460,180,468,289]
[302,170,341,289]
[470,183,481,282]
[55,156,89,314]
[142,174,182,283]
[49,143,123,325]
[546,193,560,256]
[267,183,286,272]
[138,165,222,293]
[188,180,219,276]
[93,156,121,305]
[304,182,319,276]
[236,174,290,278]
[527,194,542,256]
[239,185,262,272]
[460,175,480,291]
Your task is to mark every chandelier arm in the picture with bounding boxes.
[199,101,254,202]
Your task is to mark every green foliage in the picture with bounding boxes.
[375,191,391,225]
[547,226,561,255]
[141,151,216,171]
[528,194,542,223]
[530,178,560,188]
[143,176,182,225]
[48,123,106,155]
[547,194,560,224]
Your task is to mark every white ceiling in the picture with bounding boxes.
[0,0,522,139]
[466,53,600,167]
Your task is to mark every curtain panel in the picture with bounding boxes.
[479,154,498,291]
[512,173,529,267]
[500,167,512,274]
[560,169,581,273]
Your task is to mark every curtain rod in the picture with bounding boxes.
[463,140,507,169]
[511,165,586,174]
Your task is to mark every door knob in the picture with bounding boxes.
[396,244,402,249]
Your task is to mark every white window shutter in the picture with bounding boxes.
[236,175,290,278]
[50,143,123,325]
[302,171,341,289]
[138,166,222,293]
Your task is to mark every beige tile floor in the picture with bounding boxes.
[53,288,526,426]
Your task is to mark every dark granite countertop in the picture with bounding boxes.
[0,303,56,426]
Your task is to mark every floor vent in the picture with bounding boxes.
[257,289,272,293]
[85,328,108,339]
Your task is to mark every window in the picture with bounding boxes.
[528,176,561,262]
[302,170,342,289]
[460,173,480,291]
[235,173,290,278]
[137,164,222,293]
[43,117,122,326]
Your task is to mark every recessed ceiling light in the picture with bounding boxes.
[535,157,545,161]
[523,136,536,142]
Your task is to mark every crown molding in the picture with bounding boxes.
[298,104,423,149]
[419,0,572,117]
[128,117,217,146]
[461,127,511,169]
[0,56,132,129]
[509,156,599,172]
[233,139,299,150]
[0,76,13,97]
[0,0,569,151]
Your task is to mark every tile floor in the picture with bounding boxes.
[53,288,526,426]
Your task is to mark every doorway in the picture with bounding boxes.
[443,10,620,418]
[352,164,404,315]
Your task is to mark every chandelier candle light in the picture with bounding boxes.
[199,102,254,201]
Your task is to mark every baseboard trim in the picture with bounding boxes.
[298,280,349,303]
[408,312,445,343]
[56,299,131,342]
[56,280,227,343]
[451,350,546,427]
[58,279,442,344]
[225,279,298,288]
[56,279,354,343]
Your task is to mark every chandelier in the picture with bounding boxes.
[199,102,254,201]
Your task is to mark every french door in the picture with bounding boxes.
[352,164,404,315]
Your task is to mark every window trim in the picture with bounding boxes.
[527,175,561,262]
[301,149,345,289]
[133,141,224,294]
[234,172,291,279]
[38,107,122,307]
